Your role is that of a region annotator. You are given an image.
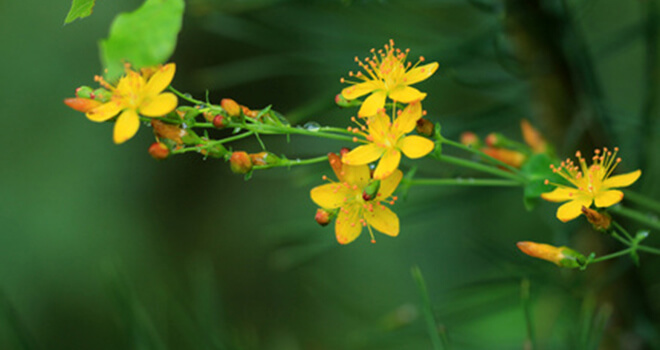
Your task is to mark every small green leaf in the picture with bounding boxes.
[64,0,96,24]
[100,0,184,81]
[520,153,562,211]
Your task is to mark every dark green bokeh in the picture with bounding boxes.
[1,0,659,349]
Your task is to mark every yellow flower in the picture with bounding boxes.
[310,153,402,244]
[541,147,641,222]
[516,241,584,268]
[86,63,178,144]
[341,40,438,117]
[342,101,435,179]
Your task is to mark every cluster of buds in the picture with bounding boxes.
[63,86,112,113]
[460,119,549,168]
[517,241,586,268]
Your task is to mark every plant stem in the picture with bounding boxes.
[623,190,660,214]
[253,155,328,170]
[638,245,660,255]
[441,137,525,176]
[609,205,660,231]
[590,248,633,263]
[611,221,634,243]
[404,178,522,187]
[432,154,527,183]
[411,266,448,350]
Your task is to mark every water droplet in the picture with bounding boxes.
[182,123,188,129]
[183,93,192,99]
[303,121,321,132]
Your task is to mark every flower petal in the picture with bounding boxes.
[594,190,624,208]
[556,197,592,222]
[140,92,178,117]
[388,86,426,103]
[364,204,399,237]
[540,187,577,203]
[86,101,123,122]
[341,80,380,100]
[403,62,439,85]
[144,63,176,97]
[392,101,422,135]
[367,110,390,139]
[398,135,434,159]
[310,183,353,209]
[335,203,363,245]
[373,149,401,180]
[342,144,384,166]
[377,169,403,199]
[358,90,387,117]
[601,169,641,189]
[113,109,140,144]
[341,164,372,188]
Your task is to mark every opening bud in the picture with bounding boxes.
[64,97,102,113]
[581,206,611,231]
[517,241,585,268]
[482,148,526,168]
[229,151,253,174]
[362,180,381,201]
[315,208,333,226]
[249,152,280,166]
[213,115,228,129]
[520,119,548,153]
[148,142,170,160]
[151,120,187,145]
[460,131,481,148]
[221,98,242,117]
[416,118,435,137]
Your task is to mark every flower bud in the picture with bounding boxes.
[482,147,527,168]
[64,97,102,113]
[517,241,585,268]
[485,133,502,147]
[334,93,361,108]
[74,86,95,99]
[229,151,252,174]
[520,119,548,153]
[151,120,187,145]
[581,206,611,231]
[148,142,170,160]
[213,115,228,129]
[221,98,242,117]
[315,208,332,226]
[416,118,434,137]
[241,105,259,119]
[328,152,344,180]
[249,152,279,166]
[362,180,381,201]
[460,132,481,148]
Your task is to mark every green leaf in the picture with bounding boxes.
[520,153,562,211]
[100,0,184,81]
[64,0,96,24]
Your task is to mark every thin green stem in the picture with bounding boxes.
[638,245,660,255]
[609,205,660,231]
[404,178,522,187]
[169,86,206,105]
[520,279,536,350]
[623,190,660,214]
[441,137,525,176]
[253,155,328,170]
[611,221,634,244]
[610,230,632,246]
[433,154,527,183]
[411,266,448,350]
[590,248,633,263]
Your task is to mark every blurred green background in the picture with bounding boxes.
[1,0,660,349]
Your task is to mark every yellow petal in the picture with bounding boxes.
[398,135,434,159]
[388,86,426,103]
[601,169,641,189]
[341,80,380,100]
[342,144,384,166]
[367,110,391,140]
[310,183,353,209]
[392,101,422,135]
[364,204,399,237]
[556,197,592,222]
[373,149,401,180]
[139,92,178,117]
[335,203,363,245]
[540,187,577,203]
[358,90,387,117]
[116,71,145,95]
[86,101,123,122]
[377,169,403,199]
[594,190,624,208]
[341,164,372,188]
[113,109,140,144]
[403,62,439,85]
[144,63,176,97]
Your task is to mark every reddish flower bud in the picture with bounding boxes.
[315,208,331,226]
[241,105,259,119]
[213,115,227,129]
[249,152,279,166]
[229,151,252,174]
[485,133,500,147]
[416,118,434,137]
[581,206,611,231]
[148,142,170,160]
[517,241,585,268]
[339,147,351,157]
[151,120,187,145]
[221,98,242,117]
[460,132,481,148]
[520,119,548,153]
[482,147,527,168]
[64,97,102,113]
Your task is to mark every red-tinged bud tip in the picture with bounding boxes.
[213,115,227,129]
[221,98,242,117]
[64,97,102,113]
[362,192,372,201]
[340,147,351,157]
[148,142,170,160]
[460,131,480,148]
[229,151,252,174]
[485,133,499,147]
[315,208,331,226]
[415,118,434,137]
